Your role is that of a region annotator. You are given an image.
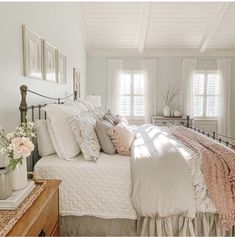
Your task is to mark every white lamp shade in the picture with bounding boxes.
[86,95,101,108]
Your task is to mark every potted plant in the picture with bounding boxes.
[0,122,35,195]
[161,86,180,117]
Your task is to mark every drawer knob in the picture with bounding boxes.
[38,229,46,237]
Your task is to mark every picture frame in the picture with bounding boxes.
[57,50,66,84]
[22,25,43,79]
[73,68,81,99]
[44,41,57,83]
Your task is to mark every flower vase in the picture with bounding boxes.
[11,158,28,190]
[163,105,171,117]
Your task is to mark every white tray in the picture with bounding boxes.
[0,181,35,210]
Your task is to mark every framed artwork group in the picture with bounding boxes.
[22,25,66,84]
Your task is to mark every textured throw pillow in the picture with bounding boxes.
[95,120,116,155]
[107,122,134,156]
[35,119,55,157]
[94,106,105,119]
[43,104,81,160]
[68,115,101,161]
[103,110,117,125]
[114,114,129,125]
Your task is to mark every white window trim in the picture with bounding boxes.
[120,69,145,120]
[193,70,218,120]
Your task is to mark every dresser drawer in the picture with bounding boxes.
[26,189,59,236]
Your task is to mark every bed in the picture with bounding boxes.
[19,85,235,236]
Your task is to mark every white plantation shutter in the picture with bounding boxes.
[120,73,131,116]
[192,73,204,117]
[192,71,219,118]
[120,71,145,117]
[133,73,144,116]
[206,73,218,117]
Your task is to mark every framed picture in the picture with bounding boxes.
[22,25,43,79]
[44,41,57,82]
[57,50,66,84]
[73,68,80,99]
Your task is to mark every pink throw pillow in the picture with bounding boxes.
[107,122,134,156]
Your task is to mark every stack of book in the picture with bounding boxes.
[0,181,35,210]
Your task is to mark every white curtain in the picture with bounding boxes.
[181,59,197,117]
[217,58,231,136]
[142,59,157,123]
[106,59,123,114]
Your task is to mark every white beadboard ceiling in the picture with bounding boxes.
[82,2,235,54]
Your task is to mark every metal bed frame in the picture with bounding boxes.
[19,84,235,151]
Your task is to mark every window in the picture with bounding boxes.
[120,70,144,118]
[192,71,219,118]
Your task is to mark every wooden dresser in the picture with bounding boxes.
[7,180,61,237]
[152,116,193,127]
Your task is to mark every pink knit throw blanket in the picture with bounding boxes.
[169,126,235,230]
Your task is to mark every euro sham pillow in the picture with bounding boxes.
[43,104,81,160]
[35,119,55,157]
[107,122,134,156]
[68,114,101,161]
[95,120,116,155]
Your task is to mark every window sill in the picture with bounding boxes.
[194,117,218,122]
[126,117,144,120]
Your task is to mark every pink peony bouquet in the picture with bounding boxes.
[0,122,36,170]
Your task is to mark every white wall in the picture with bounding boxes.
[87,55,235,136]
[0,3,87,132]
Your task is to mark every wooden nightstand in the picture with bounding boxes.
[152,116,193,127]
[7,180,61,237]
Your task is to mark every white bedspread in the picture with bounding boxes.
[34,128,216,219]
[34,153,137,219]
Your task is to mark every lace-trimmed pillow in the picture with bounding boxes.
[68,115,101,161]
[107,122,134,156]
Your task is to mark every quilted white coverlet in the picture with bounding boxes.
[34,153,137,219]
[34,128,216,219]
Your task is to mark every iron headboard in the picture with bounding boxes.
[19,84,77,123]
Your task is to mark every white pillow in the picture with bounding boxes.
[35,119,55,157]
[43,104,81,160]
[46,117,62,158]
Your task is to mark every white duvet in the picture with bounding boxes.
[34,129,216,219]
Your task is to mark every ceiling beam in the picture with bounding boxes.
[138,3,151,53]
[200,2,229,53]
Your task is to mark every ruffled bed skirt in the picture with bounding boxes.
[138,213,235,236]
[61,213,235,236]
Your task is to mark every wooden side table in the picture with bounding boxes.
[7,180,61,237]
